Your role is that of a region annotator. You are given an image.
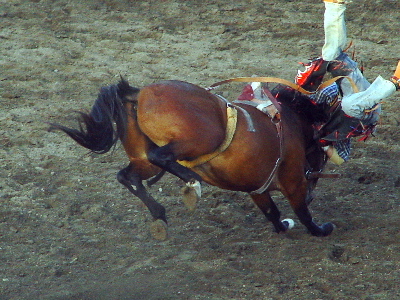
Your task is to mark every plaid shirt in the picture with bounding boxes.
[309,83,339,105]
[310,83,351,161]
[333,139,351,161]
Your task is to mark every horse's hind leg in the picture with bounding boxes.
[117,164,168,240]
[250,192,294,233]
[147,144,203,209]
[147,144,202,183]
[146,170,166,186]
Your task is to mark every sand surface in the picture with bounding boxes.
[1,0,399,299]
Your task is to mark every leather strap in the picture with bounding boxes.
[250,121,283,195]
[256,100,273,110]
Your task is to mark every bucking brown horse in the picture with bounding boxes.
[51,78,334,239]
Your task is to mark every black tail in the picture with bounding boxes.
[50,79,140,154]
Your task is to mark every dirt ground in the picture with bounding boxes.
[1,0,399,299]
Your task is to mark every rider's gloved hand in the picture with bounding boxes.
[390,61,400,90]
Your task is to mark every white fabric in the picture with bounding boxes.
[322,2,347,61]
[339,57,370,95]
[251,82,263,99]
[322,2,396,118]
[341,76,396,118]
[322,2,370,94]
[256,101,273,111]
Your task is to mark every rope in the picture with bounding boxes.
[206,75,358,95]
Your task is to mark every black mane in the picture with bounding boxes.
[272,85,329,124]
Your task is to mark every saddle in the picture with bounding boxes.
[235,82,281,123]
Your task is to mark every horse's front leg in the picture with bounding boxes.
[117,164,168,240]
[278,162,334,236]
[282,179,334,237]
[294,202,334,237]
[250,192,294,233]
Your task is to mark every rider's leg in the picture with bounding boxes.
[341,76,396,119]
[321,0,347,61]
[322,0,371,94]
[295,1,365,91]
[329,52,371,95]
[340,62,399,136]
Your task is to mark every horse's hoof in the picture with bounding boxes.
[282,218,295,230]
[321,222,335,236]
[181,187,198,211]
[181,180,201,211]
[149,219,168,241]
[310,222,335,237]
[188,180,201,198]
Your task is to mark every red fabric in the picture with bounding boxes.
[295,58,325,86]
[237,84,254,100]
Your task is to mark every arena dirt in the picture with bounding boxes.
[0,0,399,299]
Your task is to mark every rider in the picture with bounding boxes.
[295,0,400,164]
[241,0,400,165]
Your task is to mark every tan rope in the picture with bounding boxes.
[207,76,313,95]
[318,75,358,93]
[206,75,358,95]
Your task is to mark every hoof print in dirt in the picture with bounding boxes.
[328,244,348,262]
